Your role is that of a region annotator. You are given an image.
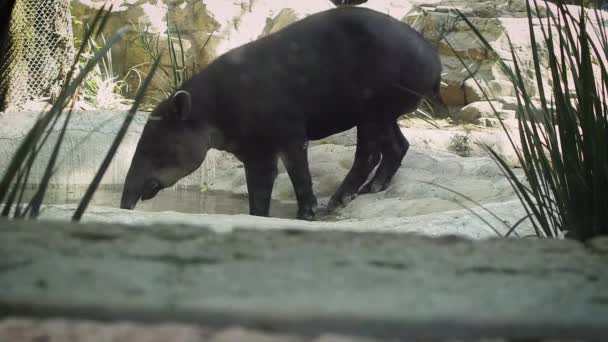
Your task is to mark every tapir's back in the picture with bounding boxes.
[200,7,442,140]
[278,7,442,92]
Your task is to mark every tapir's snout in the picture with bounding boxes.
[120,147,160,211]
[120,176,164,210]
[120,187,139,210]
[120,179,141,210]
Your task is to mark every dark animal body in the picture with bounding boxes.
[121,7,443,220]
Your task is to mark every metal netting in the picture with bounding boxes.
[5,0,74,110]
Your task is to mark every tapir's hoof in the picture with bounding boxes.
[327,193,355,212]
[358,181,387,195]
[297,210,315,221]
[297,201,317,221]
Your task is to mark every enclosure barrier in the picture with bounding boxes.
[5,0,74,109]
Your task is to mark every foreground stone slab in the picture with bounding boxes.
[0,318,384,342]
[1,219,607,340]
[38,201,534,239]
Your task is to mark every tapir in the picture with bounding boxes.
[120,6,443,220]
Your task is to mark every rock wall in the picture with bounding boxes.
[68,0,411,103]
[0,111,223,190]
[405,0,606,125]
[70,0,605,124]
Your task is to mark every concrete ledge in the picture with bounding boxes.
[1,219,607,340]
[0,111,520,192]
[0,111,221,189]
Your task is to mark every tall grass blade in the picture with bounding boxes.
[28,107,75,218]
[0,2,127,219]
[421,181,528,237]
[453,0,608,239]
[72,59,160,221]
[1,163,27,217]
[0,2,111,200]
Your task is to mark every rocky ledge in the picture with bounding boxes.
[1,219,607,340]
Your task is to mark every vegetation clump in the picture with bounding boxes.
[456,0,608,240]
[0,3,158,221]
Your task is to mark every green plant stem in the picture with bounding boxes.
[72,59,160,221]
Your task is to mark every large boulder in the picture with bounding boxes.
[402,0,547,109]
[405,0,605,116]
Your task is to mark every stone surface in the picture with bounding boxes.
[405,0,605,109]
[483,117,501,128]
[34,198,533,239]
[487,80,515,98]
[0,318,390,342]
[69,0,409,100]
[454,101,494,123]
[0,111,528,231]
[462,78,488,104]
[0,111,221,189]
[0,112,524,210]
[454,101,515,124]
[67,0,606,115]
[438,78,466,107]
[0,112,533,238]
[0,219,607,340]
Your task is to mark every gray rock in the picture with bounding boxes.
[496,96,519,111]
[488,80,515,97]
[0,219,606,340]
[483,117,501,127]
[454,101,500,123]
[463,78,489,104]
[0,319,387,342]
[0,111,223,190]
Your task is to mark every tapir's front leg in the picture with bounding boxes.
[243,154,278,217]
[280,141,317,221]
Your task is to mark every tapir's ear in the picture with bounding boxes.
[170,90,192,121]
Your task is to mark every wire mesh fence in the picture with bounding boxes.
[5,0,74,110]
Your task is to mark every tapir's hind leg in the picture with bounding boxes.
[327,123,382,211]
[359,121,409,194]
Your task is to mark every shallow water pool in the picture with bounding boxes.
[28,188,300,219]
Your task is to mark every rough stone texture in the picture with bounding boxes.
[0,111,529,226]
[69,0,407,99]
[0,318,388,342]
[404,3,512,108]
[454,101,515,124]
[404,0,605,111]
[462,78,488,104]
[0,111,221,189]
[0,112,530,237]
[205,142,523,212]
[35,198,533,239]
[0,111,523,196]
[0,219,607,340]
[68,0,606,114]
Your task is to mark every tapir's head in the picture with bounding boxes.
[120,90,208,210]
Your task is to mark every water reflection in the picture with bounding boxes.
[31,189,299,219]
